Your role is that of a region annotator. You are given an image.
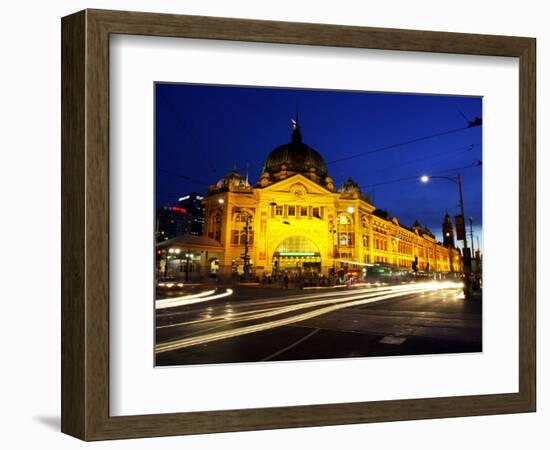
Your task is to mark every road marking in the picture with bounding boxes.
[261,328,321,361]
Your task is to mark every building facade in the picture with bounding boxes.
[201,120,463,278]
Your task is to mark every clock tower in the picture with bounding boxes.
[442,212,455,248]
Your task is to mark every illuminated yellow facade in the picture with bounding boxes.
[203,121,462,277]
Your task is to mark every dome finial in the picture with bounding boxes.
[291,104,302,144]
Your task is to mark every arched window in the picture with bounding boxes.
[275,235,320,255]
[208,210,222,242]
[337,214,353,247]
[231,210,254,246]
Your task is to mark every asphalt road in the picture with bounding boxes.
[155,281,482,366]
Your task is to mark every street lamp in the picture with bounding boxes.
[420,173,471,298]
[241,212,253,280]
[217,199,253,280]
[329,222,337,276]
[185,252,191,282]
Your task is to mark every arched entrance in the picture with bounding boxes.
[273,236,321,277]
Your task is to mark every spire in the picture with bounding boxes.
[291,104,302,144]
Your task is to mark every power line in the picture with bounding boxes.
[362,143,478,175]
[363,160,482,190]
[157,168,209,187]
[327,124,478,165]
[435,160,482,176]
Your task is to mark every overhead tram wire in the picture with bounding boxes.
[364,160,482,189]
[326,123,481,165]
[156,168,209,187]
[364,160,482,200]
[360,143,478,176]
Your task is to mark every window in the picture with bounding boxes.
[209,211,222,242]
[239,230,254,245]
[231,211,254,246]
[231,230,239,245]
[275,206,283,216]
[300,206,308,217]
[288,206,296,216]
[232,229,254,245]
[235,212,251,223]
[337,214,353,247]
[312,207,320,218]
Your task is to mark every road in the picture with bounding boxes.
[155,281,482,366]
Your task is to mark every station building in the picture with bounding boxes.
[193,118,463,278]
[159,119,463,279]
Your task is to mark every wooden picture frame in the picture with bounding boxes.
[61,9,536,441]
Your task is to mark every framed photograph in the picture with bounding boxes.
[61,9,536,440]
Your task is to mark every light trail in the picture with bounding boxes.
[191,281,410,311]
[157,282,452,329]
[155,289,233,309]
[157,284,393,322]
[156,282,461,353]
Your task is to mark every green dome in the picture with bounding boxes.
[263,122,328,179]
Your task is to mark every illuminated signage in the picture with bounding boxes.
[168,206,187,213]
[279,252,316,257]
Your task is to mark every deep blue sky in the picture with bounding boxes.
[155,83,482,245]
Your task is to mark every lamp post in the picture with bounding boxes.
[242,212,252,280]
[217,197,253,280]
[329,222,337,275]
[185,252,191,282]
[420,174,471,299]
[469,216,475,261]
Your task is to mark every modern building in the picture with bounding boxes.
[155,205,192,242]
[159,118,463,279]
[178,192,205,236]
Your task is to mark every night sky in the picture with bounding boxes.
[155,83,482,246]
